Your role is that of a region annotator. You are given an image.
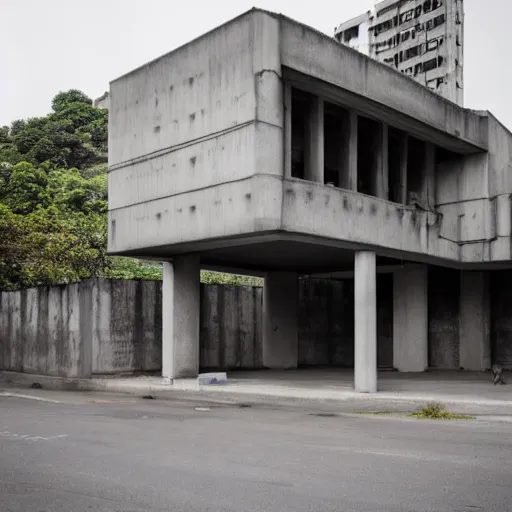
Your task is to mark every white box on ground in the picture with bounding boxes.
[198,373,228,385]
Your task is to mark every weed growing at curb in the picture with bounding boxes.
[408,402,475,420]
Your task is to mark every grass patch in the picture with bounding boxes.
[408,402,475,420]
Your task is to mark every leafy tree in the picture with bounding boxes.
[0,162,49,214]
[52,89,93,112]
[8,90,107,170]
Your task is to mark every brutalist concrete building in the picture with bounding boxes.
[107,9,512,392]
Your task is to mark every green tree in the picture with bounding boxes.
[9,90,107,170]
[52,89,93,112]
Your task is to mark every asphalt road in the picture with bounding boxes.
[1,393,512,512]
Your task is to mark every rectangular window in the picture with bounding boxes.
[427,39,439,52]
[433,14,446,28]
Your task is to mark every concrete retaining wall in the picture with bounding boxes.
[0,279,265,377]
[0,285,86,377]
[298,276,393,368]
[0,280,163,378]
[2,271,509,377]
[200,284,263,369]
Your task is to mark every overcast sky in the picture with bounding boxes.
[1,0,510,127]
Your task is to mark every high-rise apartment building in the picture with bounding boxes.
[335,0,464,106]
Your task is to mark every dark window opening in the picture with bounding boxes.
[433,14,446,28]
[344,25,359,42]
[324,102,348,187]
[291,88,312,180]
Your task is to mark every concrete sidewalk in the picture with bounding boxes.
[1,368,512,415]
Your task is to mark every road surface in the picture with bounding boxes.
[1,392,511,511]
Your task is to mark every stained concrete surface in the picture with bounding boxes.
[1,394,512,512]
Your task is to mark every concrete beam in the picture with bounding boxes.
[284,83,292,179]
[376,123,389,200]
[424,142,436,209]
[393,264,428,372]
[339,110,358,190]
[262,272,298,369]
[162,256,200,379]
[354,251,377,393]
[399,133,408,205]
[305,96,324,184]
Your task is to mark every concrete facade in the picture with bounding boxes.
[335,0,464,106]
[107,9,512,391]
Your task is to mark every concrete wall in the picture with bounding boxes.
[491,270,512,369]
[428,267,460,369]
[0,280,264,376]
[298,277,393,368]
[0,280,162,377]
[200,284,263,370]
[91,279,162,374]
[108,10,283,255]
[0,285,86,377]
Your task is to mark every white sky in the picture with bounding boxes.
[1,0,510,127]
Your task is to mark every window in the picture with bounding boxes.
[404,45,420,61]
[344,25,359,42]
[433,14,446,28]
[400,9,413,23]
[427,38,439,52]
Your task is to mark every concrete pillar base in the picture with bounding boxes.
[162,255,200,379]
[262,272,298,369]
[393,265,428,372]
[354,251,377,393]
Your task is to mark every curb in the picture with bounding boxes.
[2,371,512,416]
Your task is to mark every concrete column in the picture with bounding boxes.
[460,271,491,370]
[424,142,436,209]
[284,83,292,180]
[354,251,377,393]
[399,133,408,205]
[393,264,428,372]
[376,123,389,200]
[262,272,298,369]
[304,96,324,184]
[339,110,358,190]
[162,255,200,379]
